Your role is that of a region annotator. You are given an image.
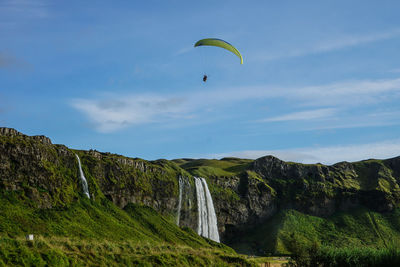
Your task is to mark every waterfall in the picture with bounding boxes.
[176,177,183,225]
[195,177,220,242]
[75,154,90,199]
[201,178,219,242]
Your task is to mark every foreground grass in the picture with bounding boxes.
[288,245,400,267]
[0,191,256,266]
[0,236,255,267]
[245,256,289,266]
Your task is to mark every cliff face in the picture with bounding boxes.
[0,128,200,232]
[0,128,183,215]
[1,127,400,244]
[251,155,400,215]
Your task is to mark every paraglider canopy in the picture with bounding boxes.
[194,38,243,64]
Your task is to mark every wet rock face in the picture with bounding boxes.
[209,174,276,241]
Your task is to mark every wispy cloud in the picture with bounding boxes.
[174,46,193,56]
[197,78,400,108]
[313,29,400,53]
[258,108,337,122]
[252,29,400,61]
[303,110,400,131]
[71,77,400,133]
[218,78,400,109]
[389,68,400,73]
[293,78,400,107]
[71,95,190,133]
[208,139,400,165]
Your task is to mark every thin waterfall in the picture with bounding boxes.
[195,177,220,242]
[194,178,202,234]
[195,177,206,235]
[176,176,184,225]
[201,178,219,242]
[75,154,90,199]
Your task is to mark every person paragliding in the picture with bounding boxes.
[194,38,243,82]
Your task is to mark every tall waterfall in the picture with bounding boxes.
[176,177,184,225]
[75,154,90,199]
[195,177,220,242]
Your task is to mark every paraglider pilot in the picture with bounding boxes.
[203,74,208,82]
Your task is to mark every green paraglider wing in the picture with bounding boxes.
[194,38,243,64]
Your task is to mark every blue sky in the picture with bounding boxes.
[1,0,400,164]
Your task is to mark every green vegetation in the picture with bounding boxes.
[0,191,255,266]
[4,131,400,265]
[287,241,400,267]
[174,158,253,177]
[74,150,190,203]
[228,208,400,256]
[0,236,254,267]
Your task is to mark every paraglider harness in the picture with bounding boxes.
[203,74,208,82]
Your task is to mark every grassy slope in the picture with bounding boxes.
[228,208,400,256]
[173,157,253,177]
[0,191,254,266]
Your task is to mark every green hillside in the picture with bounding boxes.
[173,157,253,177]
[3,128,400,266]
[228,208,400,256]
[0,190,254,266]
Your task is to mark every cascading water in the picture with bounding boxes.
[176,176,184,225]
[75,154,90,199]
[201,178,219,242]
[195,177,220,242]
[195,177,206,235]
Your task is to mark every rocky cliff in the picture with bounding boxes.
[1,127,400,246]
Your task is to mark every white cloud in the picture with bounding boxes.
[71,95,189,133]
[174,46,193,56]
[258,108,337,122]
[313,29,400,53]
[303,110,400,131]
[252,29,400,61]
[208,139,400,165]
[190,78,400,108]
[71,77,400,133]
[293,78,400,106]
[210,78,400,110]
